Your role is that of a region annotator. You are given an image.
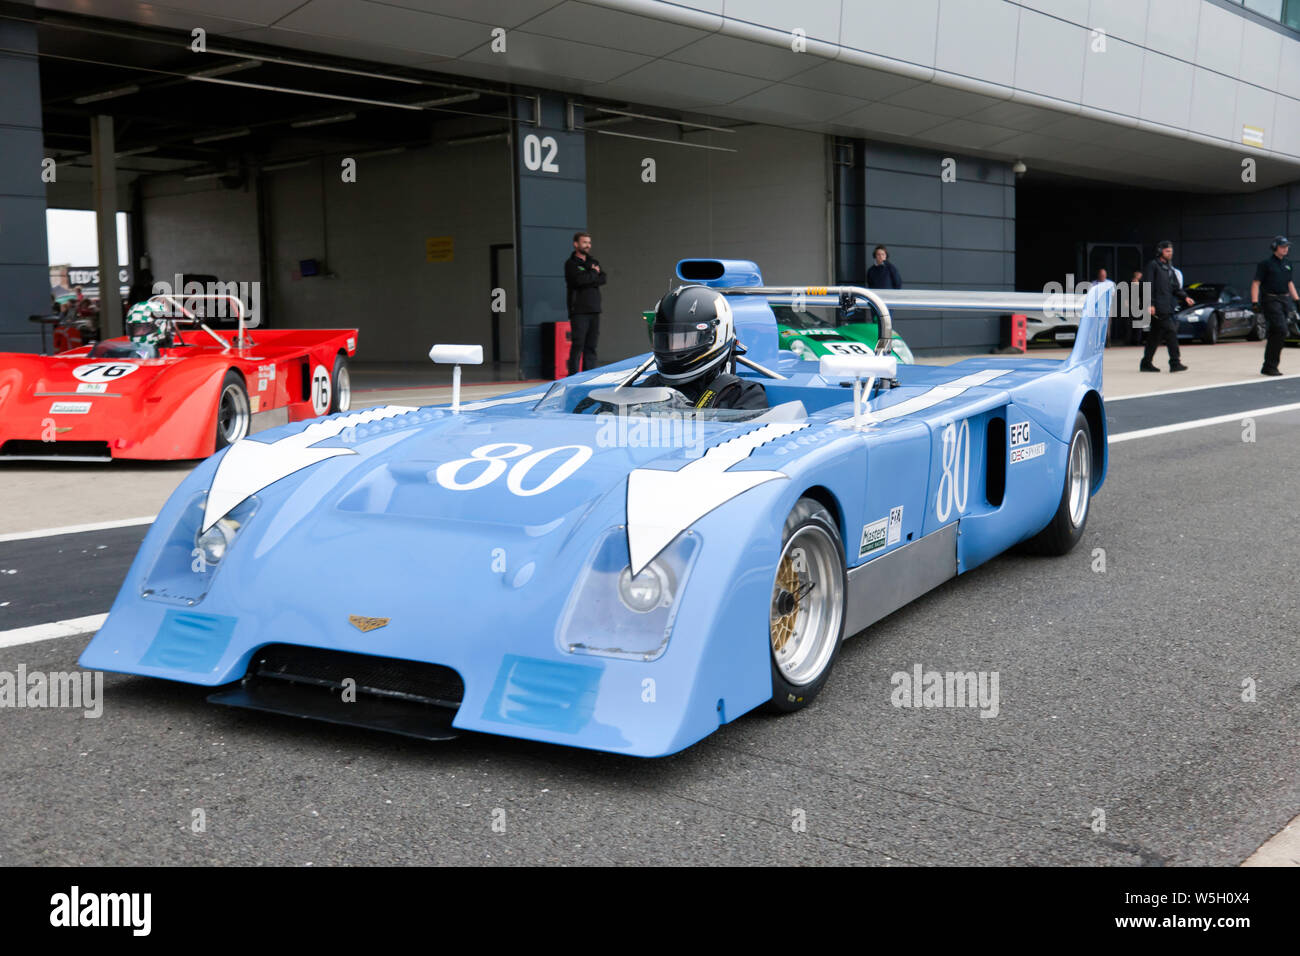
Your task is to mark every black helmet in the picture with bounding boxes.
[651,285,737,384]
[1272,235,1290,250]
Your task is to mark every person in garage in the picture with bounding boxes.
[564,231,606,376]
[867,245,902,289]
[641,284,768,410]
[1250,236,1299,377]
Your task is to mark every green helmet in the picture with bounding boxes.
[126,301,170,348]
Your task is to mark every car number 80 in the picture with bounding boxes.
[434,442,593,496]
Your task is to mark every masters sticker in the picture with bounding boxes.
[859,517,888,557]
[49,401,91,415]
[1010,422,1031,447]
[887,505,904,545]
[1010,442,1046,463]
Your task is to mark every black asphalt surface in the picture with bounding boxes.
[0,527,145,630]
[1105,374,1300,434]
[1,384,1297,865]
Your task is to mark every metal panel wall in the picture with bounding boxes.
[0,19,49,354]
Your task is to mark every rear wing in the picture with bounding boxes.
[719,285,1086,352]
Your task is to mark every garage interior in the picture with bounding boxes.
[20,6,842,382]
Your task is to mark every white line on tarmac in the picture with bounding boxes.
[0,516,155,544]
[1109,402,1300,444]
[0,614,107,650]
[1107,372,1300,402]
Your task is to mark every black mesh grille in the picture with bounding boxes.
[1,440,111,459]
[248,644,463,708]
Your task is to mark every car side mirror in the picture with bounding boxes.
[429,343,484,413]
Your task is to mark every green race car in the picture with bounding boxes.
[642,301,915,364]
[771,302,914,364]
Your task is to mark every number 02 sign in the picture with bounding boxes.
[522,134,560,173]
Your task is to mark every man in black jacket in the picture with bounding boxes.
[564,232,606,376]
[1140,241,1194,372]
[866,245,902,290]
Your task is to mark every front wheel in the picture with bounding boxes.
[1202,316,1218,345]
[767,497,847,712]
[1023,411,1092,556]
[214,370,250,451]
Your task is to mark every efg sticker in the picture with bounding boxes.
[1010,421,1031,447]
[1011,442,1046,464]
[859,517,888,557]
[887,505,904,545]
[49,401,91,415]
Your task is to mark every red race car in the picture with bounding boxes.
[0,295,357,461]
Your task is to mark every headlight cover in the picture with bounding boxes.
[557,527,699,662]
[891,337,915,364]
[1183,307,1211,323]
[141,492,258,606]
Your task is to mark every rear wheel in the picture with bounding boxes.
[330,353,351,413]
[1248,313,1266,341]
[1024,411,1092,556]
[214,370,250,450]
[767,497,847,712]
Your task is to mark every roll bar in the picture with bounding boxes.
[146,294,250,349]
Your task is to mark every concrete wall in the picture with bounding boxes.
[140,176,260,296]
[586,122,831,363]
[138,139,513,362]
[0,19,50,353]
[263,142,513,362]
[860,142,1016,352]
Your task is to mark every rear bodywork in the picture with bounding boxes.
[0,329,357,461]
[81,260,1106,757]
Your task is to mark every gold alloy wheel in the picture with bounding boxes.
[771,551,802,654]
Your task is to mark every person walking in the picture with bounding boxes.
[564,231,606,376]
[1139,241,1194,372]
[866,245,902,290]
[1250,236,1299,377]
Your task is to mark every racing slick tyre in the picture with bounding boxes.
[1024,411,1092,556]
[1248,313,1267,341]
[1201,316,1219,345]
[214,369,251,451]
[766,497,847,713]
[330,353,351,413]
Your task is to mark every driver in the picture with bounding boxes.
[125,301,171,351]
[642,285,768,410]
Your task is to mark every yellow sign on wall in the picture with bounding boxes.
[425,236,454,262]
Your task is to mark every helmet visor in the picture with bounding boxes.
[129,320,161,338]
[653,323,714,353]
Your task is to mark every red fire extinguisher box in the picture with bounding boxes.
[1000,313,1027,352]
[540,320,573,379]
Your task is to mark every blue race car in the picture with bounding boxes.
[80,259,1105,758]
